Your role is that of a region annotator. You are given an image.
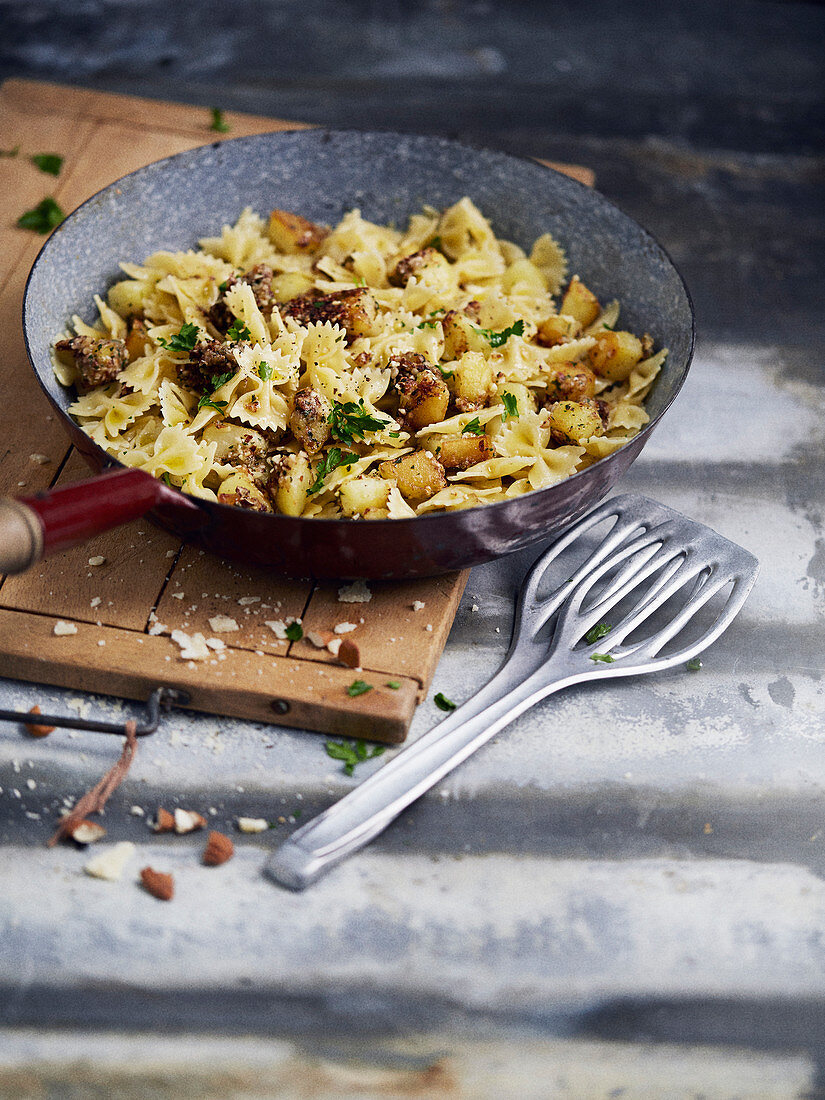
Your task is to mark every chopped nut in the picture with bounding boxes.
[207,615,239,633]
[170,629,210,660]
[237,816,268,834]
[333,621,357,634]
[306,630,335,648]
[70,819,107,845]
[202,830,234,866]
[411,600,425,611]
[174,808,207,834]
[24,705,54,738]
[88,555,106,567]
[153,807,175,833]
[84,841,135,882]
[337,580,372,604]
[29,453,50,464]
[140,866,174,901]
[53,621,78,636]
[337,638,361,668]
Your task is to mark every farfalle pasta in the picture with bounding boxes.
[52,198,665,518]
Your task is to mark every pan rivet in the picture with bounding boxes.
[271,699,290,715]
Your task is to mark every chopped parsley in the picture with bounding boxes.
[158,322,200,352]
[425,235,443,252]
[211,371,234,389]
[386,680,401,690]
[284,621,303,642]
[584,622,612,644]
[31,153,63,176]
[258,362,274,381]
[590,652,615,663]
[435,363,454,379]
[325,737,385,776]
[17,196,65,233]
[329,399,386,444]
[210,107,230,133]
[686,657,703,672]
[197,395,228,413]
[217,280,229,292]
[346,679,373,697]
[461,417,485,436]
[226,318,252,342]
[417,319,440,329]
[602,323,615,331]
[501,392,519,421]
[0,145,20,157]
[434,692,456,711]
[161,472,173,486]
[308,448,358,494]
[475,319,525,348]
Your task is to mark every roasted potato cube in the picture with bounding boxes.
[450,351,493,410]
[388,246,450,287]
[268,452,311,516]
[441,310,487,360]
[432,433,493,471]
[393,353,450,430]
[268,209,328,254]
[339,475,391,517]
[271,271,316,303]
[290,387,332,454]
[281,288,379,343]
[378,450,447,503]
[545,362,597,402]
[587,330,644,382]
[217,471,273,512]
[107,279,148,318]
[545,400,603,443]
[535,314,581,347]
[559,276,601,328]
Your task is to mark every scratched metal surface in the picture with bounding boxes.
[1,0,824,1093]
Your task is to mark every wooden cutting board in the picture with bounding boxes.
[0,79,592,743]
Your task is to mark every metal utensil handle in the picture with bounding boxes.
[265,661,577,891]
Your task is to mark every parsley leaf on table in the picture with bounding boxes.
[210,108,230,133]
[325,737,385,776]
[31,153,63,176]
[434,692,456,711]
[584,622,612,644]
[17,196,65,233]
[346,679,373,697]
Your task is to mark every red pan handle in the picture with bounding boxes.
[0,468,172,575]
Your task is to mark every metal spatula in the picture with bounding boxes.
[265,494,759,891]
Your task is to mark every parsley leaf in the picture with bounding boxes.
[210,107,230,133]
[325,737,385,776]
[434,692,456,712]
[590,652,615,663]
[386,680,401,690]
[686,657,703,672]
[197,395,228,413]
[226,318,252,342]
[416,319,440,329]
[158,322,200,352]
[211,371,234,389]
[346,679,373,697]
[435,363,454,379]
[258,362,274,381]
[501,392,519,420]
[31,153,63,176]
[0,145,20,158]
[425,235,443,251]
[461,417,485,436]
[285,621,303,642]
[17,196,65,233]
[475,319,526,348]
[328,399,386,444]
[584,622,612,644]
[161,472,173,486]
[307,448,358,494]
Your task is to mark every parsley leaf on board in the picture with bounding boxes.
[210,107,230,133]
[501,391,520,421]
[686,657,703,671]
[226,318,252,342]
[158,322,200,352]
[434,692,456,711]
[308,448,358,494]
[590,652,615,663]
[31,153,63,176]
[475,319,525,348]
[328,399,387,444]
[17,196,65,233]
[285,621,303,642]
[461,417,485,436]
[584,622,612,644]
[325,737,385,776]
[386,680,401,690]
[346,679,373,697]
[0,145,20,157]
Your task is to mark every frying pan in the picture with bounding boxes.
[4,130,694,580]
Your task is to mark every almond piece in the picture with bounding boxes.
[174,808,207,834]
[337,638,361,669]
[153,807,175,833]
[202,830,234,866]
[140,866,174,901]
[24,705,55,738]
[70,820,107,845]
